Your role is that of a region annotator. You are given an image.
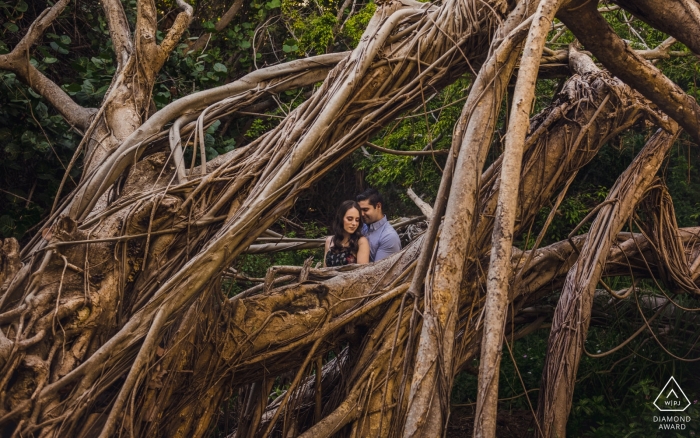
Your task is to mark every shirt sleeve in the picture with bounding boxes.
[373,227,402,262]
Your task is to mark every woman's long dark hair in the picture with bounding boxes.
[331,200,363,254]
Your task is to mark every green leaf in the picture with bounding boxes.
[21,131,37,145]
[43,56,58,64]
[206,119,221,135]
[221,137,236,153]
[63,83,82,93]
[35,102,48,119]
[81,79,95,94]
[3,22,19,32]
[213,63,227,73]
[15,0,27,11]
[265,0,280,9]
[239,40,251,49]
[34,140,50,153]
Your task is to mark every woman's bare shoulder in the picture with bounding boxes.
[359,236,369,246]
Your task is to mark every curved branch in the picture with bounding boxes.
[612,0,700,56]
[537,126,679,438]
[365,141,448,156]
[190,0,245,52]
[160,0,194,57]
[559,0,700,143]
[67,52,347,219]
[100,0,133,70]
[0,0,95,130]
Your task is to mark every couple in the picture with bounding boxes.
[324,188,402,267]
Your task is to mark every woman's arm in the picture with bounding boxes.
[356,237,370,264]
[323,236,331,267]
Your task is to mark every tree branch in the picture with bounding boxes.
[0,0,95,130]
[406,188,433,217]
[135,0,192,71]
[135,0,160,63]
[160,0,194,57]
[190,0,245,52]
[636,37,686,60]
[365,141,448,156]
[560,1,700,144]
[100,0,133,71]
[613,0,700,56]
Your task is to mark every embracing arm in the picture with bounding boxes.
[357,237,370,264]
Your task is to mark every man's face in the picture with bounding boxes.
[358,200,383,225]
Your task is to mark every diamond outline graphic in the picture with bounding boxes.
[653,376,691,412]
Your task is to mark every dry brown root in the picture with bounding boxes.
[148,56,661,438]
[475,1,564,434]
[559,0,700,142]
[0,1,513,435]
[220,224,700,438]
[4,0,700,436]
[1,48,656,436]
[0,54,649,435]
[536,125,679,438]
[403,2,537,435]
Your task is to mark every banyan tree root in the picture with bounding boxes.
[138,53,662,437]
[0,45,665,438]
[475,1,564,435]
[536,125,679,438]
[2,0,700,436]
[0,0,512,435]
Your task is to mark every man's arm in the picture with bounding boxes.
[373,228,402,262]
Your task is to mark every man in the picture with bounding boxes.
[356,188,401,262]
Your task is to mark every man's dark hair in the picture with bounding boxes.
[356,188,384,209]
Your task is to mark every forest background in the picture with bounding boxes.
[2,0,700,436]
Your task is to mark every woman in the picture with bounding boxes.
[324,200,370,267]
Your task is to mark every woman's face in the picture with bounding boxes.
[343,207,361,235]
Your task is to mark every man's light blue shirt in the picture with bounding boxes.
[362,215,401,262]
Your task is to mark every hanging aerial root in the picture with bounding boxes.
[402,2,537,436]
[2,3,684,434]
[475,1,564,436]
[536,125,679,438]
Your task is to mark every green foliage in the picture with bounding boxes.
[293,11,337,55]
[354,77,470,215]
[342,2,376,46]
[0,70,82,237]
[452,289,700,436]
[0,0,122,238]
[282,0,376,54]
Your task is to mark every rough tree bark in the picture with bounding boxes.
[1,0,700,437]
